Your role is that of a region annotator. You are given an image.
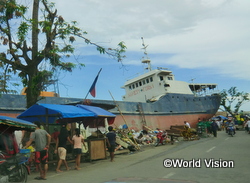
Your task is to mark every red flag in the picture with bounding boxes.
[88,68,102,97]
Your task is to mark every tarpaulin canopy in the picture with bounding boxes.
[212,115,228,120]
[76,104,116,118]
[0,115,36,131]
[17,103,116,129]
[17,103,97,124]
[76,104,116,127]
[217,115,228,120]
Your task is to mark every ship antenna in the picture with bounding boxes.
[141,37,152,71]
[190,78,196,83]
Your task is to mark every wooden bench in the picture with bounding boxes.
[170,125,199,141]
[164,125,189,144]
[170,125,186,130]
[165,129,182,144]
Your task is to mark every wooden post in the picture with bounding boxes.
[108,91,140,150]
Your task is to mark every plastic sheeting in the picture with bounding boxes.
[17,103,97,124]
[17,103,116,126]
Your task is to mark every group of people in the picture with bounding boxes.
[22,122,88,180]
[206,118,239,137]
[20,117,250,180]
[188,118,239,138]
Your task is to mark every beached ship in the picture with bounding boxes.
[0,40,221,130]
[94,51,221,130]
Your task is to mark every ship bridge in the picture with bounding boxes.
[121,68,195,102]
[189,83,218,96]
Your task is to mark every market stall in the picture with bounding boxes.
[17,103,116,161]
[76,104,116,160]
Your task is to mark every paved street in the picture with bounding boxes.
[27,130,249,183]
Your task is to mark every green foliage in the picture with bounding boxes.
[0,0,126,108]
[0,0,27,21]
[220,86,250,117]
[17,22,29,41]
[0,65,19,95]
[115,41,127,62]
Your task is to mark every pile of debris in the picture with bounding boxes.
[114,129,155,151]
[84,125,181,154]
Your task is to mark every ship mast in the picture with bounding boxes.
[141,37,152,71]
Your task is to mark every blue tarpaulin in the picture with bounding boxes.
[0,115,36,131]
[76,104,116,118]
[17,103,116,127]
[211,115,228,120]
[17,103,97,124]
[76,104,116,126]
[217,115,228,120]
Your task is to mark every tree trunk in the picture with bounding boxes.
[32,0,39,58]
[25,0,40,108]
[26,69,40,108]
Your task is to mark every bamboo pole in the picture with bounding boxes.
[143,125,154,132]
[109,91,140,150]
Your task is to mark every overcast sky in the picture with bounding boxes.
[16,0,250,110]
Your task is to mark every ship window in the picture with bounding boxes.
[143,80,146,85]
[136,83,138,87]
[129,86,132,90]
[150,77,153,82]
[139,81,142,86]
[164,84,170,87]
[132,84,135,89]
[159,76,164,81]
[146,78,149,83]
[168,77,173,80]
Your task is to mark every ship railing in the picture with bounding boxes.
[193,89,220,97]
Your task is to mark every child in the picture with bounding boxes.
[54,124,73,173]
[72,128,87,170]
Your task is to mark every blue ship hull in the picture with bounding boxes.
[0,93,221,130]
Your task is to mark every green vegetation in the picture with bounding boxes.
[220,86,250,118]
[0,0,126,107]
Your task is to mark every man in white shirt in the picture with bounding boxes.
[184,121,191,128]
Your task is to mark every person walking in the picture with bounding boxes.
[106,126,116,162]
[211,120,219,137]
[72,128,87,170]
[24,121,51,180]
[54,124,73,173]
